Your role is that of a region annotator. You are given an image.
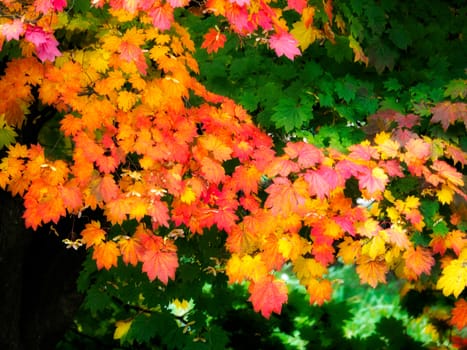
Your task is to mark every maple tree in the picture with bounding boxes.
[0,0,466,347]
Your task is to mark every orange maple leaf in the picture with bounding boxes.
[431,160,464,188]
[356,256,388,288]
[118,236,142,266]
[97,175,120,203]
[200,157,225,184]
[307,278,332,306]
[265,177,307,216]
[403,246,435,278]
[248,276,288,319]
[81,221,106,248]
[93,240,120,270]
[451,299,467,331]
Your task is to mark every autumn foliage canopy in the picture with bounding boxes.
[0,0,466,345]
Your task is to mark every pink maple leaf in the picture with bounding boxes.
[269,32,301,60]
[24,26,61,62]
[229,0,250,6]
[287,0,307,13]
[1,19,25,41]
[167,0,189,7]
[226,4,253,33]
[150,4,173,31]
[119,41,148,75]
[34,0,67,13]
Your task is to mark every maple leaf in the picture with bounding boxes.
[356,256,388,288]
[248,276,288,318]
[118,236,142,266]
[451,299,467,331]
[431,102,467,131]
[307,278,332,306]
[147,199,170,227]
[93,241,120,270]
[114,319,133,340]
[97,175,119,202]
[34,0,67,13]
[141,236,178,284]
[349,35,368,66]
[119,41,148,75]
[304,166,339,199]
[290,20,323,51]
[150,4,174,31]
[436,249,467,297]
[269,32,301,60]
[284,141,324,168]
[198,134,232,162]
[431,160,464,187]
[445,230,467,256]
[265,177,307,216]
[374,132,400,159]
[358,166,388,195]
[403,246,434,278]
[201,28,227,54]
[81,221,106,248]
[338,237,361,264]
[1,19,25,41]
[24,26,61,62]
[437,185,454,204]
[200,157,225,184]
[60,182,83,212]
[287,0,307,13]
[226,254,269,283]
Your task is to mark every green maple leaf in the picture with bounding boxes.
[0,115,17,150]
[444,79,467,99]
[271,98,313,133]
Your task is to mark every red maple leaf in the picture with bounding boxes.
[201,28,227,54]
[431,102,467,131]
[451,299,467,331]
[248,276,288,318]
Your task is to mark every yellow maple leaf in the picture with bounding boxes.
[293,256,327,283]
[437,184,454,204]
[436,248,467,297]
[338,237,361,264]
[374,132,400,159]
[180,186,196,204]
[362,235,386,260]
[290,20,323,50]
[113,319,132,340]
[226,254,268,283]
[117,90,139,112]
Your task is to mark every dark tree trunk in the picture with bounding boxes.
[0,190,85,350]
